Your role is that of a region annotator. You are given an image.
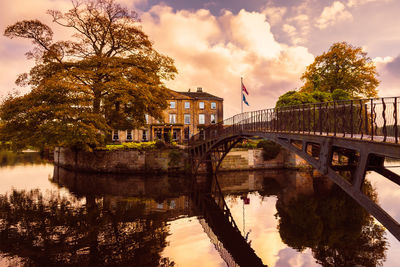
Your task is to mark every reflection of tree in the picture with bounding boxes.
[259,177,283,197]
[0,189,174,266]
[0,150,47,167]
[276,182,387,267]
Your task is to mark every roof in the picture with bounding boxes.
[166,90,192,100]
[176,91,223,101]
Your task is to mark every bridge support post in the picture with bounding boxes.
[206,154,214,175]
[319,137,333,175]
[352,147,369,190]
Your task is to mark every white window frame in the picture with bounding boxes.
[170,101,176,109]
[184,114,191,125]
[112,130,119,140]
[184,102,190,109]
[126,130,133,140]
[169,113,176,124]
[199,114,205,124]
[199,102,204,109]
[142,130,147,141]
[210,114,216,124]
[145,114,149,124]
[211,102,216,109]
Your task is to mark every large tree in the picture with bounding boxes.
[300,42,379,98]
[0,0,177,150]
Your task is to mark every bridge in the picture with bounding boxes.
[189,96,400,241]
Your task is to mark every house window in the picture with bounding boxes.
[199,102,204,109]
[184,114,190,124]
[173,128,180,141]
[169,114,176,124]
[154,128,162,140]
[185,102,190,109]
[142,130,147,141]
[145,114,149,124]
[199,114,205,124]
[170,101,176,109]
[164,128,171,141]
[126,130,132,141]
[211,102,216,109]
[211,114,216,124]
[113,130,119,141]
[184,127,190,140]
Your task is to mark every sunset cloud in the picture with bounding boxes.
[317,1,353,29]
[141,6,314,116]
[347,0,392,8]
[262,5,287,26]
[374,55,400,97]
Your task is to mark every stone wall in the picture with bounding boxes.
[54,146,310,174]
[219,148,310,171]
[54,147,189,174]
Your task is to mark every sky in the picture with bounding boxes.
[1,0,400,118]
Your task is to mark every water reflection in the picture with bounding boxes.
[0,163,391,266]
[275,181,387,266]
[0,190,176,266]
[216,171,388,266]
[0,150,48,167]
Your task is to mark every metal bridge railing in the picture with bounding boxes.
[189,96,400,146]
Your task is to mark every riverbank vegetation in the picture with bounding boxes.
[97,140,178,151]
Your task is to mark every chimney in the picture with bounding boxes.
[197,87,203,92]
[188,88,191,92]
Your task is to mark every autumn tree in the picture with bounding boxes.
[0,0,177,151]
[300,42,379,98]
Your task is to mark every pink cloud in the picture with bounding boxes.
[141,6,314,118]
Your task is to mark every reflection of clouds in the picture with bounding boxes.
[365,165,400,267]
[162,217,225,267]
[0,164,57,194]
[385,234,400,267]
[366,170,400,222]
[225,192,320,266]
[276,248,318,267]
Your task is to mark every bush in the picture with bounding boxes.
[100,141,157,151]
[332,89,350,101]
[235,139,258,149]
[257,140,281,160]
[98,140,179,151]
[155,140,168,150]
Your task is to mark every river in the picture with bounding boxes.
[0,150,399,266]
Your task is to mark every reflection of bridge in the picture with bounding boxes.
[193,176,266,266]
[52,167,266,266]
[189,97,400,240]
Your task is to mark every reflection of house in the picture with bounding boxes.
[112,87,223,143]
[104,195,192,219]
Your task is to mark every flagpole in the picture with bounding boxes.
[241,77,243,114]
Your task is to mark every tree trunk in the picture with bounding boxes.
[93,90,101,114]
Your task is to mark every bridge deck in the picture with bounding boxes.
[189,96,400,242]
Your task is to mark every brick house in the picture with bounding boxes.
[112,87,223,143]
